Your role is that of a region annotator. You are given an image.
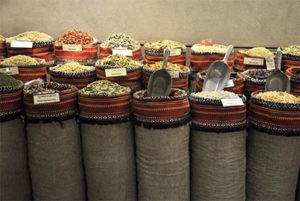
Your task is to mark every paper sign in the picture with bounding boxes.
[201,39,213,46]
[62,44,82,52]
[112,49,133,56]
[11,40,33,48]
[33,93,60,105]
[168,70,179,78]
[221,98,244,107]
[244,57,264,66]
[0,67,19,75]
[164,49,181,56]
[224,79,234,88]
[265,55,275,70]
[105,68,127,77]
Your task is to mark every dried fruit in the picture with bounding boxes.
[101,33,140,50]
[1,55,39,66]
[144,61,188,72]
[249,70,273,80]
[57,29,94,45]
[6,31,53,42]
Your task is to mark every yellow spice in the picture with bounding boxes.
[245,47,273,57]
[52,62,95,73]
[255,91,300,103]
[7,31,53,42]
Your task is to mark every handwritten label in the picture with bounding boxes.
[244,57,264,66]
[33,93,60,105]
[224,79,234,88]
[265,55,275,70]
[112,49,133,56]
[11,40,33,48]
[62,44,82,52]
[168,70,179,78]
[221,98,244,107]
[164,49,181,56]
[105,68,127,77]
[0,67,19,75]
[201,39,213,46]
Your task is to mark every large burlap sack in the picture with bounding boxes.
[247,128,300,201]
[81,121,136,201]
[26,118,85,201]
[0,118,32,201]
[190,129,246,201]
[135,124,190,201]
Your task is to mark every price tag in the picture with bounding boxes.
[0,67,19,75]
[105,68,127,77]
[33,93,60,105]
[224,79,235,88]
[265,55,275,70]
[168,70,179,78]
[164,49,181,56]
[11,40,33,48]
[62,44,82,52]
[244,57,264,66]
[112,49,133,56]
[221,98,244,107]
[201,39,213,46]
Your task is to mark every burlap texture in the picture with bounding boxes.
[135,124,190,201]
[190,129,246,201]
[81,122,136,201]
[0,118,32,201]
[247,128,300,201]
[26,119,85,201]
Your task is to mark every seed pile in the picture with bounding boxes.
[292,68,300,75]
[255,91,300,103]
[101,33,140,50]
[79,80,130,96]
[144,61,188,72]
[194,91,239,99]
[249,70,273,80]
[57,29,94,45]
[145,40,185,49]
[0,73,20,87]
[0,35,5,41]
[6,31,53,42]
[24,85,57,94]
[191,44,228,53]
[1,55,39,66]
[52,62,95,73]
[282,45,300,56]
[97,54,142,68]
[245,47,273,57]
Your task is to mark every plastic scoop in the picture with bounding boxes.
[202,45,233,91]
[265,50,290,92]
[147,50,172,97]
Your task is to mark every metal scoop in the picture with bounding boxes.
[147,50,172,97]
[265,50,290,92]
[202,45,233,91]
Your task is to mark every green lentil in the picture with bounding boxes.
[79,80,130,96]
[97,54,142,68]
[1,55,39,66]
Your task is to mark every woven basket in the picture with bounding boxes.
[99,46,143,61]
[285,67,300,96]
[279,47,300,71]
[0,40,6,59]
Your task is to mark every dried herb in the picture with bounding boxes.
[101,33,140,50]
[97,54,142,68]
[145,40,185,49]
[0,73,20,87]
[79,80,130,96]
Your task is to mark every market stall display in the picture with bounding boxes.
[280,45,300,71]
[144,40,186,64]
[100,33,142,61]
[49,62,96,89]
[0,35,6,58]
[5,31,55,66]
[0,55,47,82]
[286,67,300,96]
[55,29,98,65]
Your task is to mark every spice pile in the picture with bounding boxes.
[249,70,273,80]
[144,61,188,72]
[79,80,130,96]
[57,29,94,45]
[1,55,39,66]
[97,54,142,68]
[52,62,95,73]
[255,91,300,103]
[244,47,273,57]
[193,91,239,99]
[145,40,185,49]
[0,73,20,87]
[0,35,5,41]
[282,45,300,56]
[191,44,228,53]
[101,33,140,50]
[6,31,53,42]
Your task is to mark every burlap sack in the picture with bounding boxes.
[190,129,246,201]
[247,128,300,201]
[26,118,85,201]
[135,124,190,201]
[0,118,32,201]
[81,121,136,201]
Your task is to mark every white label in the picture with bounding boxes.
[244,57,264,65]
[112,49,133,56]
[0,67,19,75]
[265,55,275,70]
[221,98,244,107]
[224,79,235,88]
[168,70,179,78]
[164,49,181,56]
[33,93,60,105]
[105,68,127,77]
[11,40,33,48]
[62,44,82,52]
